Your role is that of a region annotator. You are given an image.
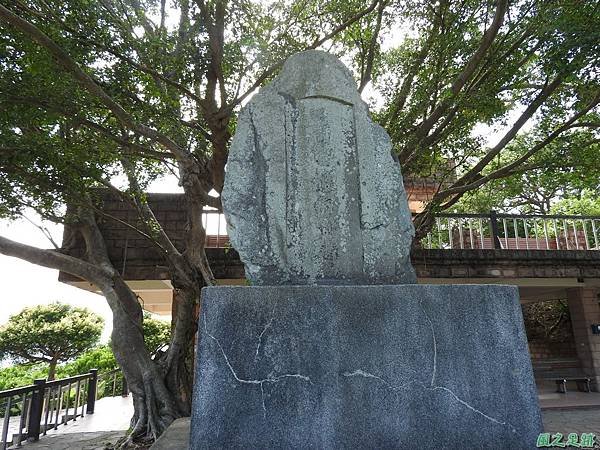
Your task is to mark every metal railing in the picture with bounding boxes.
[200,209,600,252]
[97,369,128,398]
[0,371,95,448]
[0,368,127,449]
[202,209,228,248]
[421,212,600,251]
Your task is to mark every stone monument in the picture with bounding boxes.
[221,50,415,285]
[190,50,542,449]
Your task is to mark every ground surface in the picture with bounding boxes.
[18,408,600,449]
[16,396,132,450]
[13,391,600,449]
[17,431,126,450]
[543,408,600,439]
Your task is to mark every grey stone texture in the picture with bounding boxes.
[190,284,543,449]
[221,50,416,285]
[19,431,125,449]
[151,418,190,450]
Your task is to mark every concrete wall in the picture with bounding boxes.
[567,287,600,388]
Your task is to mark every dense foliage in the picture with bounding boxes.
[0,303,103,380]
[142,313,171,355]
[0,313,170,391]
[522,300,573,344]
[0,1,597,225]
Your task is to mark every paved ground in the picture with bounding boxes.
[13,390,600,449]
[16,396,133,449]
[16,431,126,450]
[18,408,600,449]
[543,408,600,438]
[538,388,600,447]
[51,396,133,434]
[538,384,600,410]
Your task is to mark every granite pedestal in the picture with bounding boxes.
[190,285,543,449]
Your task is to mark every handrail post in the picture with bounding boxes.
[27,378,46,441]
[490,210,502,249]
[86,369,98,414]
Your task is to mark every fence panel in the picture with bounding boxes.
[0,368,125,448]
[420,212,600,251]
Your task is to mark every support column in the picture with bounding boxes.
[567,287,600,390]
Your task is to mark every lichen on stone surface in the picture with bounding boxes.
[222,50,416,285]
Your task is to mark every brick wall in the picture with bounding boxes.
[412,248,600,279]
[59,193,600,283]
[567,287,600,387]
[527,339,578,363]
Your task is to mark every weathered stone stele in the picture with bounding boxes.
[222,50,416,285]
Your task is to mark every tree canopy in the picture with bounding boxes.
[0,303,104,380]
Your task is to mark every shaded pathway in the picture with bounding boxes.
[18,396,132,449]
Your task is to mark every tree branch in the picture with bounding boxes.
[358,0,386,93]
[398,0,508,161]
[437,91,600,199]
[230,0,384,110]
[0,4,191,162]
[0,234,109,284]
[120,158,183,260]
[447,74,565,188]
[21,214,60,250]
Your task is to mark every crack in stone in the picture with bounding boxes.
[342,370,417,392]
[203,314,312,419]
[260,383,266,418]
[255,305,276,359]
[343,370,515,433]
[429,385,512,429]
[418,299,516,433]
[342,301,517,434]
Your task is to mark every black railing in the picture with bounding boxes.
[0,368,127,449]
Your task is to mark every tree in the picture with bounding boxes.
[522,300,572,344]
[551,190,600,216]
[0,303,103,380]
[142,314,171,355]
[371,0,599,235]
[0,0,598,444]
[0,364,48,391]
[62,345,118,376]
[453,139,600,214]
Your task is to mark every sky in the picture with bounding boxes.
[0,218,114,341]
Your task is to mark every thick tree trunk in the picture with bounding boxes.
[413,206,440,242]
[207,126,231,194]
[77,209,189,445]
[0,229,182,444]
[47,358,58,381]
[160,283,200,415]
[98,275,182,445]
